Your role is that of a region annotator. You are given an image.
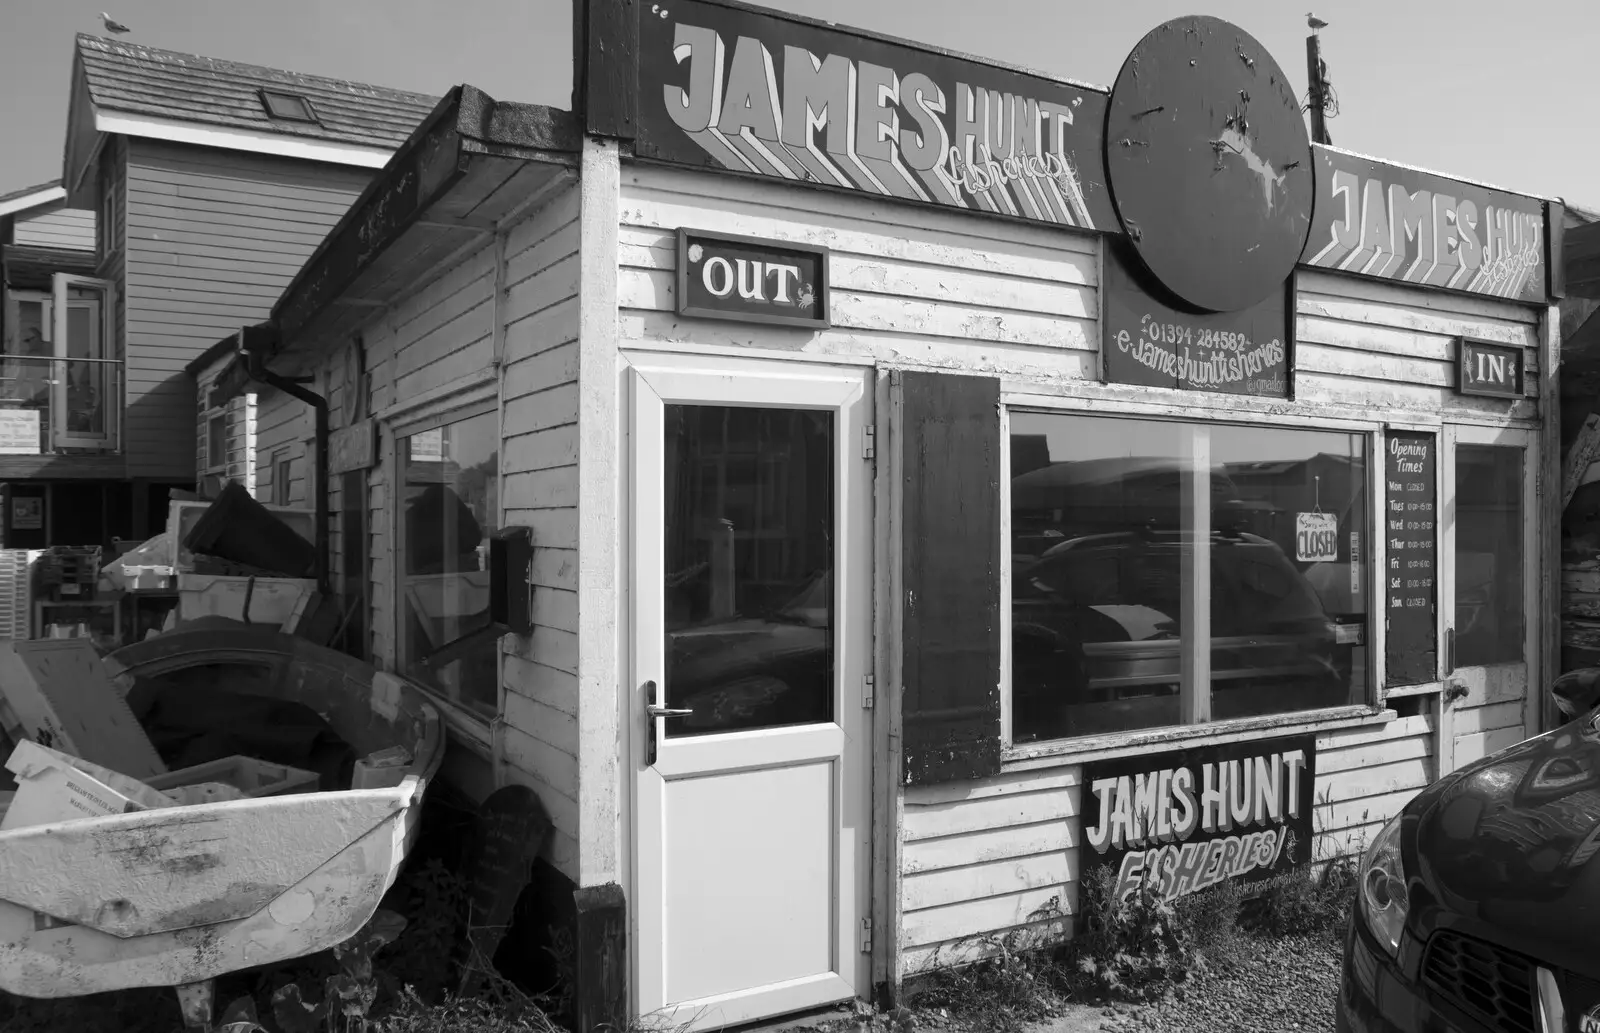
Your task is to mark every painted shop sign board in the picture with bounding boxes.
[1301,145,1548,303]
[676,228,829,328]
[1102,240,1291,398]
[1385,431,1438,687]
[634,0,1117,231]
[329,419,377,475]
[1456,338,1525,399]
[1080,733,1317,904]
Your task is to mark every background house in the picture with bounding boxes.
[0,33,438,559]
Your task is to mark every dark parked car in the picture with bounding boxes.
[1337,669,1600,1033]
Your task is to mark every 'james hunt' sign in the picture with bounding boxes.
[1080,733,1317,904]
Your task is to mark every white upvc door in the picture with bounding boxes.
[1437,423,1540,774]
[50,273,116,450]
[628,356,872,1031]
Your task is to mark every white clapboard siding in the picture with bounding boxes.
[1313,713,1437,860]
[498,184,583,881]
[900,768,1078,976]
[619,166,1098,380]
[1296,272,1540,419]
[13,207,95,251]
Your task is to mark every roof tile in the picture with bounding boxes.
[76,34,440,151]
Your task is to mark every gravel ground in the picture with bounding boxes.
[1096,931,1344,1033]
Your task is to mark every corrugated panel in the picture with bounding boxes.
[0,551,39,640]
[77,34,438,150]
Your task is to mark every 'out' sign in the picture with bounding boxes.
[676,228,830,329]
[1295,512,1339,563]
[1457,337,1524,399]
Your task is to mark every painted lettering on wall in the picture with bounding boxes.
[1081,735,1317,904]
[638,1,1117,231]
[1303,146,1548,303]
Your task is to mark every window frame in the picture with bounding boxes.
[386,388,501,749]
[258,89,321,124]
[204,409,229,476]
[272,451,293,507]
[999,399,1383,758]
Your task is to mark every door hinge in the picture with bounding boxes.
[862,673,875,708]
[859,917,872,953]
[862,425,876,460]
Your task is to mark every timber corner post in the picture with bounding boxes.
[570,3,637,1031]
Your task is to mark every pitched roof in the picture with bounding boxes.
[75,33,439,152]
[0,181,66,218]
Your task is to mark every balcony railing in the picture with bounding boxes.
[0,354,122,455]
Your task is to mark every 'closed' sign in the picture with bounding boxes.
[1295,513,1339,563]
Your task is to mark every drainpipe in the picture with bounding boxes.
[241,342,329,596]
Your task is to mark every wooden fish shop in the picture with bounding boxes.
[190,1,1569,1027]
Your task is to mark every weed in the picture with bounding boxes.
[907,899,1068,1033]
[1065,865,1201,1003]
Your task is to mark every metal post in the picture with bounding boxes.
[1306,34,1331,145]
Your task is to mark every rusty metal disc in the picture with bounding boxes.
[1105,16,1313,313]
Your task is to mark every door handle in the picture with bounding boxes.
[644,680,692,766]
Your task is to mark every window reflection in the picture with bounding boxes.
[400,411,499,716]
[1010,413,1368,742]
[663,405,834,736]
[1455,445,1523,667]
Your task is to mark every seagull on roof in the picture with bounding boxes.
[1306,12,1329,31]
[101,12,131,34]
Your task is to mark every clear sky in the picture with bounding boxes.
[2,0,1597,211]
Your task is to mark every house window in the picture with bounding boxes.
[398,410,499,718]
[273,452,293,506]
[259,90,319,124]
[1009,411,1370,744]
[206,412,228,473]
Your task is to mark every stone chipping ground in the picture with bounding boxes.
[1089,931,1344,1033]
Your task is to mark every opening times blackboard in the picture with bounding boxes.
[1385,431,1437,687]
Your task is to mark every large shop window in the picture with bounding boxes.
[399,410,500,718]
[1010,412,1370,743]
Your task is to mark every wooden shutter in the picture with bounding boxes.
[897,369,1003,785]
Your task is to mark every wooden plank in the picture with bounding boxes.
[501,424,580,475]
[1317,734,1433,776]
[1317,712,1435,749]
[501,723,580,791]
[503,466,580,511]
[903,850,1075,912]
[502,382,580,439]
[1453,725,1528,766]
[902,787,1073,841]
[901,918,1066,975]
[505,213,581,289]
[1296,269,1542,325]
[1314,789,1427,834]
[1563,413,1600,509]
[502,341,579,403]
[902,819,1076,874]
[502,689,579,757]
[904,767,1079,807]
[1315,756,1432,805]
[1451,700,1524,736]
[901,884,1069,950]
[1297,293,1539,345]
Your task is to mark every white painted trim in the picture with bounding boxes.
[93,109,395,168]
[578,137,624,891]
[0,185,66,219]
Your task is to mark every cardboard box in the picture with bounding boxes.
[1,740,172,830]
[0,639,166,780]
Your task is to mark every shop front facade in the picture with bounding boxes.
[218,3,1565,1028]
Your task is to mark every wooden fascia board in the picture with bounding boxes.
[271,87,473,346]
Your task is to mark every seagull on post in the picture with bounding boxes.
[101,12,131,34]
[1306,12,1329,32]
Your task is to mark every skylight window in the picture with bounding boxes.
[259,89,319,124]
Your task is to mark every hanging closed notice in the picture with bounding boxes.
[1385,431,1437,686]
[1294,513,1339,563]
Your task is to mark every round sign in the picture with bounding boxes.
[1105,16,1313,313]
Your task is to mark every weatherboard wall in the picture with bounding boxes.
[247,185,585,880]
[13,207,95,253]
[614,163,1544,978]
[122,139,371,480]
